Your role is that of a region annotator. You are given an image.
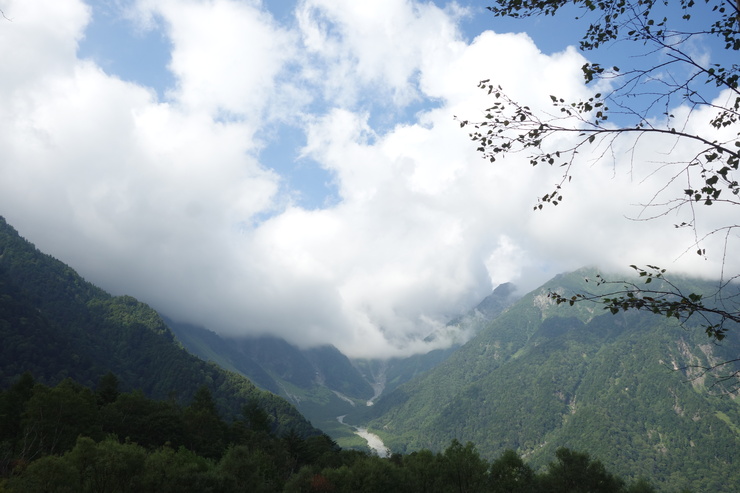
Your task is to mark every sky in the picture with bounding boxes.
[0,0,736,358]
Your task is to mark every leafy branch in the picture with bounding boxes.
[548,265,740,388]
[676,357,740,393]
[456,1,740,360]
[548,265,740,340]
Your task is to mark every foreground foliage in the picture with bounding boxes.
[0,375,662,493]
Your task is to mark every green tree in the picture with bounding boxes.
[0,372,35,462]
[489,449,536,493]
[320,455,404,493]
[65,436,146,493]
[281,428,309,474]
[282,466,326,493]
[95,372,120,407]
[190,385,218,415]
[403,449,442,493]
[140,445,216,493]
[440,439,489,493]
[403,449,443,493]
[243,397,273,435]
[463,0,740,380]
[100,390,185,449]
[182,386,226,459]
[624,477,658,493]
[539,447,624,493]
[217,445,281,493]
[302,433,342,470]
[21,380,100,457]
[4,454,78,493]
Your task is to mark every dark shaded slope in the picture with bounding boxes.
[167,323,375,403]
[167,322,377,447]
[165,319,283,395]
[303,344,374,399]
[0,216,318,436]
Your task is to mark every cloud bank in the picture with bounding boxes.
[0,0,734,357]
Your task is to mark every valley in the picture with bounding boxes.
[2,215,740,492]
[3,0,739,490]
[166,281,519,452]
[363,361,387,406]
[169,268,740,491]
[337,415,390,457]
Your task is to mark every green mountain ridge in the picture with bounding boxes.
[166,280,520,449]
[0,216,318,437]
[353,269,740,491]
[166,321,377,448]
[352,281,521,400]
[6,208,738,490]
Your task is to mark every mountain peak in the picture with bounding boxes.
[475,282,519,319]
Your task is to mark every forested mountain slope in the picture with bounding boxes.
[357,270,740,492]
[0,216,318,436]
[352,282,520,399]
[166,281,519,447]
[169,322,374,402]
[168,320,378,447]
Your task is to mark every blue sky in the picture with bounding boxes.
[0,0,735,357]
[75,1,588,211]
[74,1,731,211]
[78,2,175,95]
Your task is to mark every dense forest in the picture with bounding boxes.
[0,216,316,436]
[0,373,666,493]
[356,270,740,492]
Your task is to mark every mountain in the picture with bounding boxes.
[167,281,519,448]
[5,210,736,489]
[0,216,318,436]
[352,281,520,399]
[167,321,377,447]
[352,269,740,492]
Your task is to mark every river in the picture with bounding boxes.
[336,415,390,457]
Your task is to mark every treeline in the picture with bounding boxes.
[0,374,673,492]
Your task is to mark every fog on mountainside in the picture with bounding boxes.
[167,280,522,448]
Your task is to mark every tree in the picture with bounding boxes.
[4,454,79,493]
[95,372,120,407]
[22,380,101,457]
[65,436,146,493]
[0,372,35,449]
[183,386,226,459]
[539,447,624,493]
[489,449,536,493]
[624,478,659,493]
[216,445,281,493]
[461,0,740,384]
[99,390,186,449]
[243,397,273,435]
[440,439,489,493]
[403,449,443,493]
[141,444,216,493]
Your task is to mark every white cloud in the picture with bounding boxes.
[0,0,734,358]
[295,0,466,107]
[0,0,89,91]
